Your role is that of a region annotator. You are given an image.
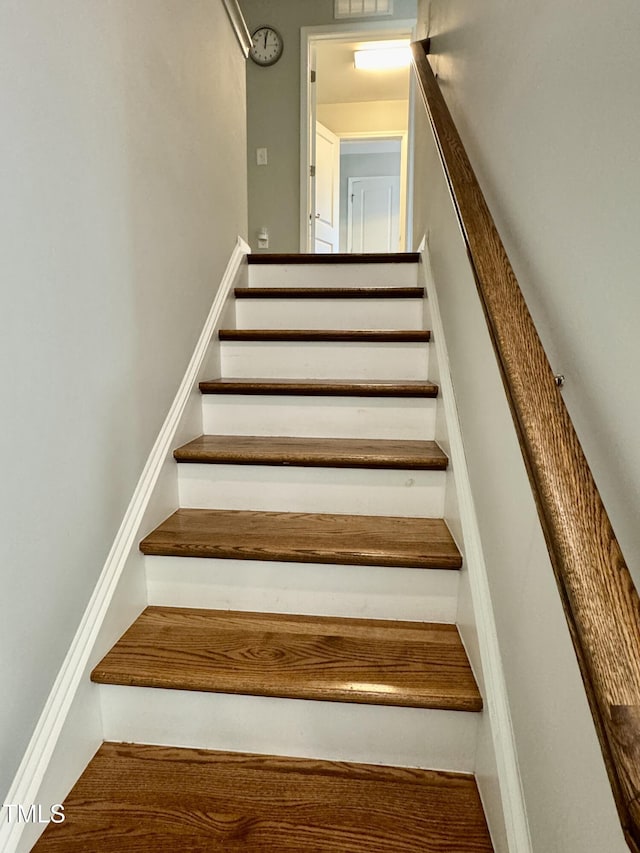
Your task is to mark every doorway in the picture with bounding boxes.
[301,20,416,254]
[344,137,402,253]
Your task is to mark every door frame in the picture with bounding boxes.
[300,19,417,253]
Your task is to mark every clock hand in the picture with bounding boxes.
[264,31,267,50]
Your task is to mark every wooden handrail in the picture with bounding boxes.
[221,0,252,57]
[411,37,640,852]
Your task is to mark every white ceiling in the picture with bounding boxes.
[316,39,410,105]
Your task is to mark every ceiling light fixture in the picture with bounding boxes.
[353,41,411,71]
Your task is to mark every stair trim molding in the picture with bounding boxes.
[199,378,439,397]
[0,236,251,853]
[234,286,426,299]
[247,252,420,264]
[419,240,533,853]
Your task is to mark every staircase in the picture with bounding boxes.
[31,253,493,852]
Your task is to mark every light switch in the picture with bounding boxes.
[257,147,268,166]
[258,227,269,249]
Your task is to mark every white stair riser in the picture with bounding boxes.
[145,556,459,622]
[202,395,437,440]
[99,685,478,772]
[248,262,418,289]
[177,463,445,517]
[220,340,429,380]
[235,298,424,330]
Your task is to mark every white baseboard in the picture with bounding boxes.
[0,237,250,853]
[418,241,532,853]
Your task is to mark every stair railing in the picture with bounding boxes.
[222,0,252,57]
[411,37,640,853]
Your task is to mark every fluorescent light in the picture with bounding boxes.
[353,42,410,71]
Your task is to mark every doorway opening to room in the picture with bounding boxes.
[300,20,416,253]
[343,135,405,253]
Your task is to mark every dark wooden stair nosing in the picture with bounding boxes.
[218,329,431,343]
[234,286,425,299]
[173,435,449,471]
[247,252,420,265]
[198,378,439,397]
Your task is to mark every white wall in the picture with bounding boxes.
[413,102,628,853]
[414,0,640,591]
[240,0,417,252]
[0,0,247,803]
[412,0,640,849]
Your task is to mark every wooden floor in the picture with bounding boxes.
[31,743,494,852]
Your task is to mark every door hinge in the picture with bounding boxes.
[310,69,317,84]
[310,165,316,178]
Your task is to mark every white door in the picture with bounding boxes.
[314,122,340,253]
[347,175,401,253]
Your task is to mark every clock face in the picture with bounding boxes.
[250,26,284,66]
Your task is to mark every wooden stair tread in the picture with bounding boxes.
[140,508,462,569]
[31,742,493,852]
[174,435,448,469]
[91,606,482,711]
[235,286,425,298]
[198,377,439,396]
[248,252,420,264]
[219,329,430,342]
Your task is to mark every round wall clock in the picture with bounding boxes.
[249,26,284,67]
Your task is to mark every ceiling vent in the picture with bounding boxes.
[334,0,393,19]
